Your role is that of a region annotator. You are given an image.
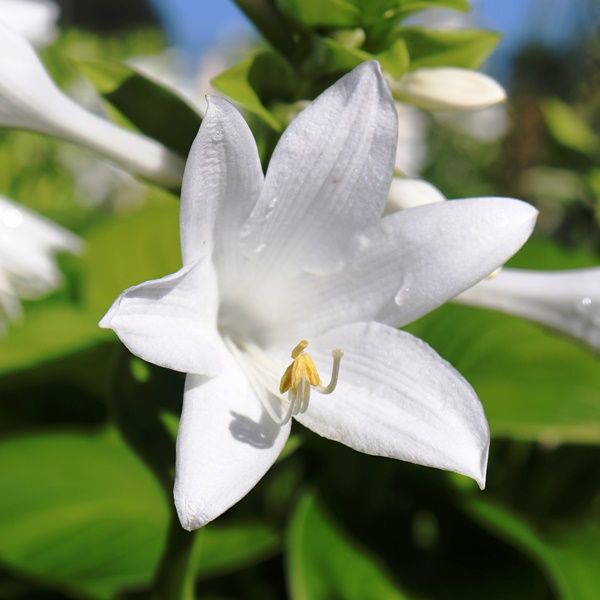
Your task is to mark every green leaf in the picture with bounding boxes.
[195,523,281,579]
[82,198,181,316]
[0,429,283,598]
[400,27,500,69]
[0,304,110,377]
[316,37,373,73]
[0,429,169,598]
[212,51,296,131]
[406,302,600,444]
[395,0,470,20]
[466,499,600,600]
[287,492,409,600]
[541,99,600,158]
[377,38,410,78]
[75,58,202,157]
[234,0,300,58]
[276,0,361,27]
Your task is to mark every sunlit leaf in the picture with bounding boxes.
[212,51,296,131]
[75,58,202,157]
[277,0,360,27]
[400,27,500,69]
[81,198,180,316]
[287,492,409,599]
[0,429,169,598]
[0,430,283,598]
[466,499,600,600]
[541,99,599,158]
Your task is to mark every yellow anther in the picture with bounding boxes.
[279,340,320,394]
[278,340,343,425]
[291,339,309,359]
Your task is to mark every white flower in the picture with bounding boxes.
[0,195,81,327]
[391,67,506,112]
[0,20,184,187]
[456,268,600,351]
[394,102,427,175]
[0,0,58,47]
[386,177,446,212]
[100,62,537,530]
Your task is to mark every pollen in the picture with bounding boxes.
[278,339,343,424]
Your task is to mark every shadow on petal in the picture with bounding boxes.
[229,399,282,450]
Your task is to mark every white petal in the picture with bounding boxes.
[385,177,446,213]
[296,322,489,488]
[456,267,600,351]
[99,259,221,376]
[241,61,398,275]
[0,21,184,186]
[179,96,264,274]
[276,197,537,339]
[174,347,291,530]
[392,68,506,112]
[0,0,59,47]
[0,195,82,254]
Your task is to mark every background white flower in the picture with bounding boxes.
[0,20,185,187]
[0,195,81,329]
[101,62,537,530]
[0,0,58,47]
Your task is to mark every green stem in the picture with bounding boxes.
[153,513,198,600]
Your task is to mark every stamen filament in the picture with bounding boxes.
[315,349,343,395]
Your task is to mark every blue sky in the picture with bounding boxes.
[148,0,599,77]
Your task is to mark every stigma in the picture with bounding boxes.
[279,339,343,424]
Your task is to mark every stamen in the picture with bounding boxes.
[279,340,343,418]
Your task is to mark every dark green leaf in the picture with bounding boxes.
[287,492,409,599]
[75,58,202,157]
[466,499,600,600]
[212,51,296,131]
[0,304,110,377]
[234,0,300,57]
[400,27,500,69]
[196,523,281,579]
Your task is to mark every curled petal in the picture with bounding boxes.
[456,267,600,351]
[175,348,290,530]
[385,177,446,213]
[297,321,489,488]
[99,258,221,376]
[0,21,184,186]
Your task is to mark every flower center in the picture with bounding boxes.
[278,339,343,424]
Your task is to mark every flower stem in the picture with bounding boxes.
[153,513,198,600]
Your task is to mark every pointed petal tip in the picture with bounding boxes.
[174,490,223,531]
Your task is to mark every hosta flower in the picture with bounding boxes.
[0,20,184,187]
[0,0,58,47]
[100,62,537,530]
[456,268,600,351]
[390,67,506,112]
[0,195,81,327]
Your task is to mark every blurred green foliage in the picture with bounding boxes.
[0,1,598,598]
